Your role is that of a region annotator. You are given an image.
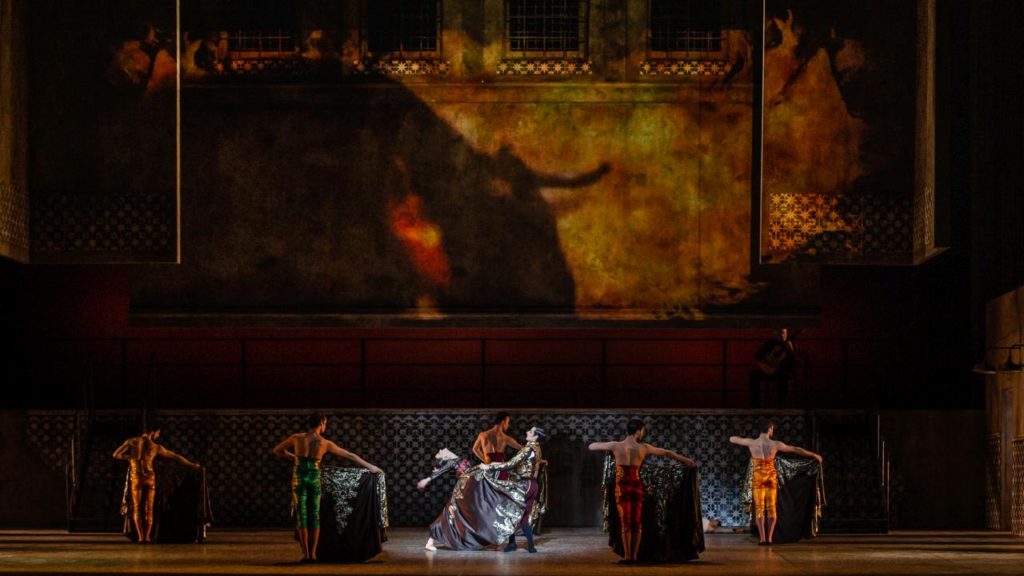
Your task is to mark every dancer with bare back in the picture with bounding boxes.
[729,419,822,545]
[113,428,200,543]
[273,413,382,563]
[472,412,523,480]
[589,419,697,564]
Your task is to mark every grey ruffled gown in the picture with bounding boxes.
[429,442,546,550]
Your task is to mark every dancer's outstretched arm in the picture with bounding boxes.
[503,432,524,452]
[326,441,383,473]
[646,444,697,467]
[776,441,822,462]
[158,445,200,469]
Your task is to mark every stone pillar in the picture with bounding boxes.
[984,286,1024,535]
[985,374,1003,529]
[0,0,29,262]
[1009,372,1024,536]
[913,0,938,263]
[988,370,1024,535]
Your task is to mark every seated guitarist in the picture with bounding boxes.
[750,328,797,408]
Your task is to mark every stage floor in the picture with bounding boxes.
[1,528,1021,575]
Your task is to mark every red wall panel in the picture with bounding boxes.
[247,340,361,365]
[364,366,481,407]
[125,340,242,365]
[486,339,602,365]
[606,339,722,365]
[485,366,603,407]
[365,340,480,365]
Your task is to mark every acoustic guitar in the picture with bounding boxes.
[755,329,801,375]
[756,341,794,374]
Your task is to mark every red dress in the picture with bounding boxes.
[614,465,644,535]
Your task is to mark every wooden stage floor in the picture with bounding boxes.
[1,528,1022,575]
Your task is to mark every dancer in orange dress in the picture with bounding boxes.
[730,419,822,545]
[113,428,200,543]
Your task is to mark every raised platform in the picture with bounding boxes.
[0,529,1021,575]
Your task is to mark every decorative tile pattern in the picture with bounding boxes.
[639,60,732,76]
[814,414,887,531]
[767,193,912,257]
[229,58,313,78]
[355,59,451,76]
[28,411,880,529]
[0,181,30,256]
[30,190,176,261]
[26,413,77,474]
[987,433,1002,530]
[497,60,592,75]
[1012,439,1024,537]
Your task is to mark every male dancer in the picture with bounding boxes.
[589,419,697,563]
[729,419,822,545]
[273,413,382,563]
[113,428,200,543]
[472,412,523,471]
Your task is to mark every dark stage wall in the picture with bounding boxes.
[1,258,976,412]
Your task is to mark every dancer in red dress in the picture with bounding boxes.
[589,419,697,563]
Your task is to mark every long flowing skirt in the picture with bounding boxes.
[428,467,546,550]
[121,462,211,543]
[601,457,705,562]
[742,455,825,543]
[315,466,389,563]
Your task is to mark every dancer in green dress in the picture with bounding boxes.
[273,413,382,563]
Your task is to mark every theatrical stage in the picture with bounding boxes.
[1,529,1021,576]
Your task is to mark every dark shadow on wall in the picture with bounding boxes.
[132,74,610,314]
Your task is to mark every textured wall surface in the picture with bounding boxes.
[11,409,983,530]
[0,0,29,262]
[761,0,918,263]
[23,410,813,528]
[27,0,177,263]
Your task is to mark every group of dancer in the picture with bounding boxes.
[113,412,823,564]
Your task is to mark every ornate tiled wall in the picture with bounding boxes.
[1,0,29,262]
[1013,439,1024,537]
[767,193,913,259]
[27,410,876,529]
[0,181,29,260]
[30,190,176,262]
[639,60,731,76]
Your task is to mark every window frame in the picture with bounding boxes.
[361,0,444,60]
[646,0,726,60]
[503,0,590,60]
